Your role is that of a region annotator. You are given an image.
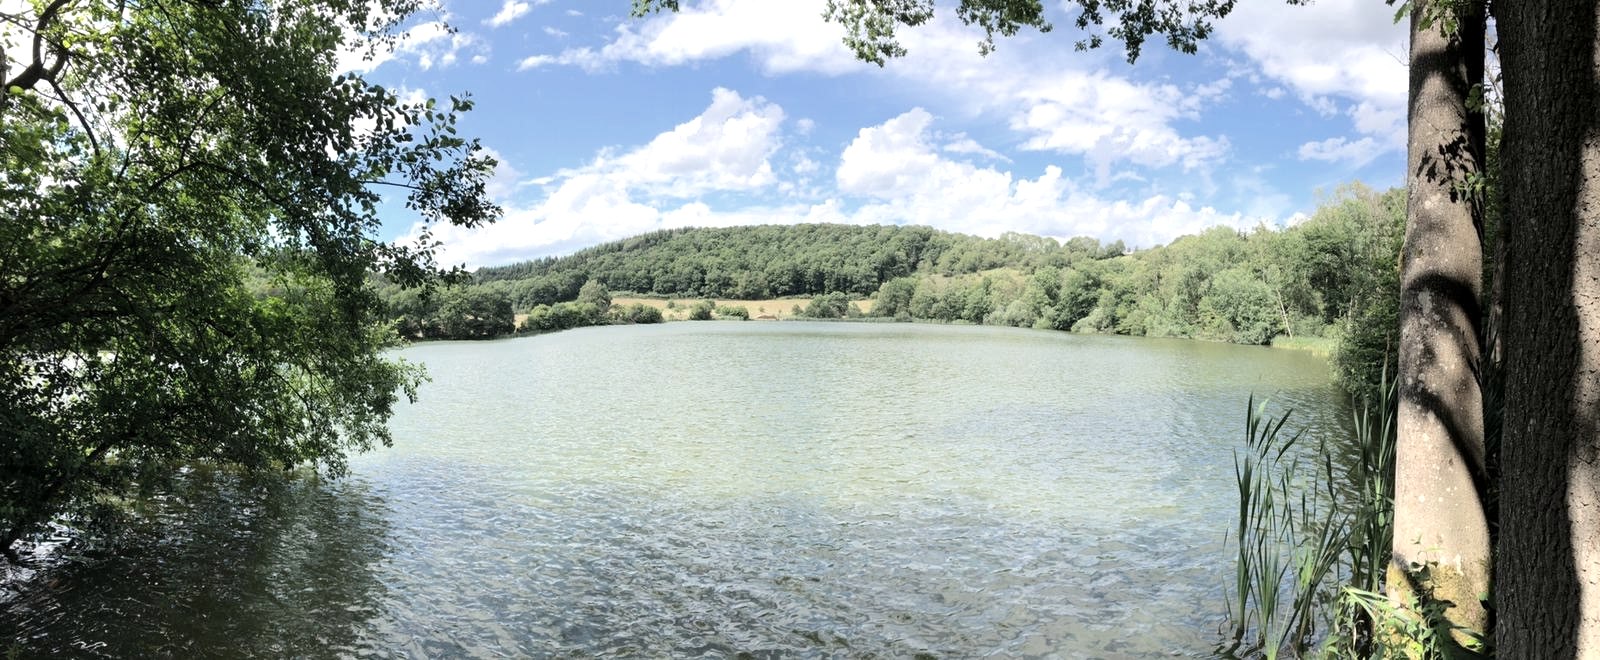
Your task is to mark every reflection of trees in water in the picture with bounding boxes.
[0,470,393,657]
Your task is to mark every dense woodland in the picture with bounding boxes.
[383,184,1404,399]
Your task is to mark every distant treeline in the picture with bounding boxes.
[379,184,1402,398]
[473,223,1127,304]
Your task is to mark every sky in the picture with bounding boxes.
[345,0,1410,269]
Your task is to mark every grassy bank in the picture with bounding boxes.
[1268,335,1336,358]
[610,297,876,322]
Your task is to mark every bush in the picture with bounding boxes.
[801,292,851,318]
[688,299,715,320]
[716,304,749,320]
[614,303,663,324]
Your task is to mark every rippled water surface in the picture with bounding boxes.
[2,322,1348,657]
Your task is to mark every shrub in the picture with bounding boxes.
[688,299,715,320]
[614,303,663,324]
[800,292,851,318]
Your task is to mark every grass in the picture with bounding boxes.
[1269,335,1337,357]
[1221,374,1401,658]
[610,297,875,322]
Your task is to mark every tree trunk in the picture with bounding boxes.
[1493,1,1600,656]
[1392,0,1491,643]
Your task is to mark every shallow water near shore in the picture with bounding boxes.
[1,322,1348,657]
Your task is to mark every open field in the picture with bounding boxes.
[611,296,875,321]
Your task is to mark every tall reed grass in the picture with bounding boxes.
[1220,375,1398,658]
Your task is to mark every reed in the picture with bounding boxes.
[1221,372,1401,658]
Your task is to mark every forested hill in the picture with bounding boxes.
[473,224,1126,304]
[394,185,1403,397]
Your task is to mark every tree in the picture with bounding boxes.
[437,288,515,339]
[801,292,852,319]
[1197,267,1279,345]
[872,277,919,319]
[613,302,664,324]
[1389,0,1493,643]
[0,0,497,561]
[1492,2,1600,654]
[577,279,612,314]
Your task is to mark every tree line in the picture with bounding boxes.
[473,223,1124,305]
[418,184,1401,399]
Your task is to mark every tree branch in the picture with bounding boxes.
[3,0,73,93]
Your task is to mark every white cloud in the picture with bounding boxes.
[517,54,556,70]
[608,87,785,196]
[835,109,1262,246]
[527,0,1230,178]
[1297,136,1384,167]
[407,88,789,267]
[486,1,530,28]
[942,133,1010,162]
[544,26,569,38]
[540,0,862,74]
[337,19,488,73]
[1217,0,1407,157]
[477,146,525,201]
[1004,72,1230,178]
[411,100,1272,267]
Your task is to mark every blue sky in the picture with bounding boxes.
[344,0,1409,269]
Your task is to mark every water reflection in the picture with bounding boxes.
[1,470,392,657]
[3,323,1350,657]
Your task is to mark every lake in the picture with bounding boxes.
[0,321,1349,657]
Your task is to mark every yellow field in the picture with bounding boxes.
[611,296,874,321]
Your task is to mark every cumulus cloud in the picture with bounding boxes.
[834,109,1263,246]
[528,0,863,74]
[486,1,530,28]
[412,98,1273,267]
[518,0,1231,179]
[1217,0,1407,165]
[942,134,1010,162]
[406,88,791,267]
[1297,136,1384,167]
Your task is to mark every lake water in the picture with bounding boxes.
[1,321,1349,657]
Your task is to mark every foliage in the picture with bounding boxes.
[474,224,1109,306]
[688,300,715,321]
[715,304,750,320]
[1219,377,1454,659]
[577,279,612,313]
[613,303,664,324]
[871,277,919,320]
[801,292,854,319]
[382,284,515,340]
[0,0,497,559]
[457,186,1404,396]
[523,301,605,332]
[635,0,1299,65]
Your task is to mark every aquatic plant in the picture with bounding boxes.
[1221,374,1405,658]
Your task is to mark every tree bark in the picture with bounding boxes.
[1493,0,1600,656]
[1392,0,1491,643]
